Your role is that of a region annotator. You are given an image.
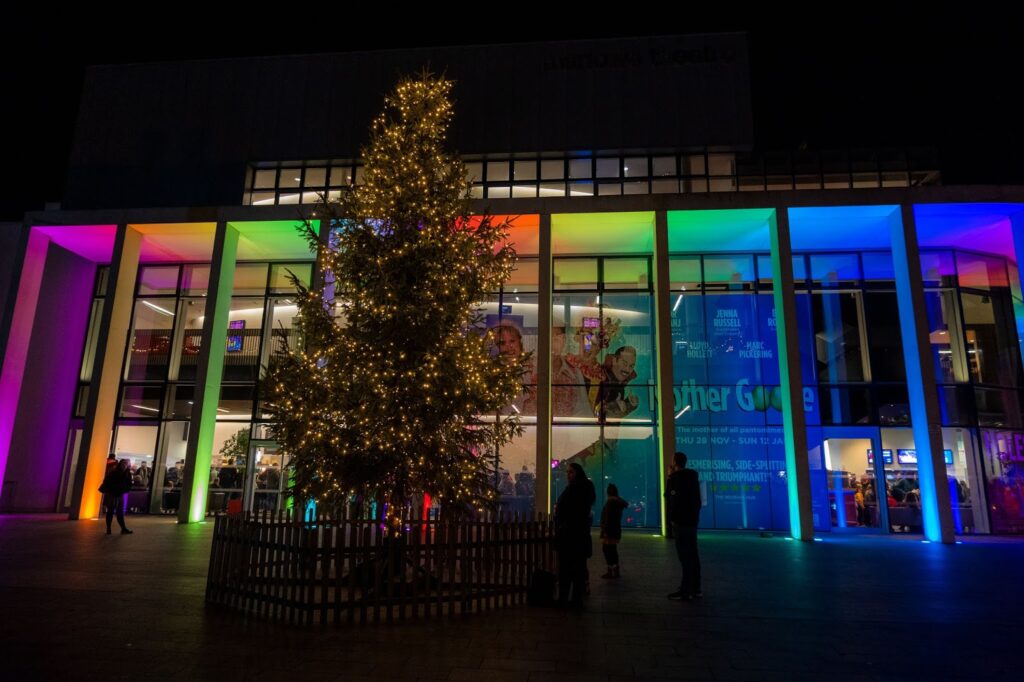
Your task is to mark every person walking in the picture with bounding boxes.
[554,462,595,607]
[100,459,134,535]
[599,484,628,579]
[665,451,701,600]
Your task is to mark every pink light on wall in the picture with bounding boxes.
[0,225,116,502]
[0,230,48,497]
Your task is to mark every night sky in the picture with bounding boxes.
[3,10,1021,220]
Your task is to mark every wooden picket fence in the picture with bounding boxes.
[205,506,555,626]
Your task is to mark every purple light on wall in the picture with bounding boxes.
[0,231,48,499]
[0,225,114,507]
[5,244,95,508]
[914,204,1020,260]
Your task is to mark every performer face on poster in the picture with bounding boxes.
[608,346,637,384]
[492,324,523,365]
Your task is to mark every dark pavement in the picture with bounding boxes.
[0,514,1019,681]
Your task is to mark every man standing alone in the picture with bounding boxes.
[665,451,702,600]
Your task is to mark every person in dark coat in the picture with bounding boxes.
[554,462,595,607]
[100,459,134,535]
[665,451,701,599]
[600,483,629,579]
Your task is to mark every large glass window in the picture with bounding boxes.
[170,298,206,382]
[810,291,868,383]
[981,429,1024,534]
[961,291,1020,388]
[125,299,176,381]
[111,424,158,514]
[483,258,539,515]
[222,297,265,383]
[109,260,314,516]
[670,253,819,531]
[551,256,659,527]
[923,289,969,384]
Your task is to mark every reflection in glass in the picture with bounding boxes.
[920,251,957,287]
[551,426,660,528]
[810,253,860,287]
[137,266,179,296]
[233,263,268,295]
[112,424,159,512]
[811,292,868,383]
[181,265,210,296]
[981,429,1024,534]
[602,259,648,289]
[961,292,1021,387]
[119,384,162,418]
[553,259,597,290]
[126,299,176,381]
[957,252,1009,291]
[218,385,256,420]
[819,386,872,425]
[669,257,701,292]
[222,298,266,382]
[269,263,312,293]
[703,255,755,290]
[156,421,188,513]
[165,384,194,420]
[79,299,103,382]
[923,290,968,383]
[506,258,539,292]
[863,292,904,382]
[263,296,303,363]
[170,299,206,381]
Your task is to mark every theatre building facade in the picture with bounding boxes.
[0,35,1022,543]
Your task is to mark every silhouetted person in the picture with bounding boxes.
[554,462,595,607]
[665,452,701,599]
[600,483,628,579]
[100,459,134,535]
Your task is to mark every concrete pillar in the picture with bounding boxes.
[770,210,814,541]
[535,213,552,516]
[178,222,239,523]
[653,211,676,535]
[71,224,142,520]
[891,204,955,543]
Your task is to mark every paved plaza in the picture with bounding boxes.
[0,514,1020,680]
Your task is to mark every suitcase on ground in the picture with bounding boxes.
[528,569,556,606]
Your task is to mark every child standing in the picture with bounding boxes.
[600,484,628,578]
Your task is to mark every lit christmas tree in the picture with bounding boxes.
[263,73,524,528]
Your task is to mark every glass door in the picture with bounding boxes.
[245,441,287,512]
[823,426,886,530]
[111,423,159,514]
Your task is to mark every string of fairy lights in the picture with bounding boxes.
[263,75,526,530]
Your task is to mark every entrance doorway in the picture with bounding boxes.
[823,427,888,531]
[245,441,288,512]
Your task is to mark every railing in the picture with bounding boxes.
[206,507,555,626]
